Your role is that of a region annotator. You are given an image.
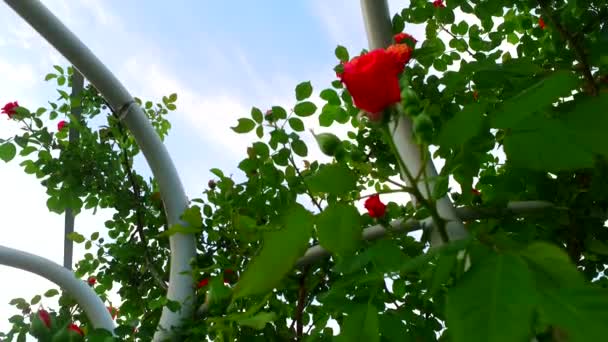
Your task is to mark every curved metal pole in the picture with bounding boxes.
[360,0,468,246]
[0,245,115,332]
[2,1,197,339]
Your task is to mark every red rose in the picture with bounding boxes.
[197,278,209,289]
[394,33,417,47]
[539,18,546,29]
[68,323,84,336]
[433,0,446,8]
[339,49,401,117]
[57,120,67,131]
[364,194,387,218]
[38,309,51,328]
[1,101,19,118]
[386,44,413,72]
[87,276,96,286]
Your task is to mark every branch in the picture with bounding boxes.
[537,0,598,95]
[288,153,323,212]
[114,116,168,290]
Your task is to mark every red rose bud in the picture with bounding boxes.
[471,189,481,196]
[1,101,19,118]
[433,0,446,8]
[197,278,209,289]
[539,18,546,29]
[473,90,479,101]
[58,120,67,131]
[394,33,417,47]
[364,194,387,218]
[30,309,52,338]
[386,44,413,72]
[87,276,96,286]
[107,306,118,320]
[208,179,217,189]
[69,324,84,335]
[339,49,401,117]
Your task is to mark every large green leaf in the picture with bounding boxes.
[233,204,313,299]
[491,70,579,129]
[336,304,379,342]
[504,93,608,171]
[446,253,536,342]
[316,203,362,257]
[439,103,487,148]
[538,287,608,342]
[519,242,584,287]
[231,118,256,133]
[295,81,313,101]
[306,163,357,196]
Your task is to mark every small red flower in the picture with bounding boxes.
[364,194,387,218]
[57,120,67,131]
[473,90,479,101]
[68,323,84,336]
[197,278,209,289]
[386,44,414,73]
[394,33,417,47]
[38,309,51,328]
[339,49,401,117]
[471,189,481,196]
[539,18,546,29]
[87,276,96,286]
[433,0,446,8]
[107,306,118,320]
[1,101,19,118]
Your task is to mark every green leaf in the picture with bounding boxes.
[379,313,411,342]
[53,65,64,74]
[271,106,287,120]
[236,312,277,330]
[316,203,362,257]
[44,73,57,81]
[210,168,224,178]
[0,142,17,162]
[335,45,349,62]
[504,94,608,171]
[392,14,405,34]
[337,304,379,342]
[320,89,341,105]
[30,295,41,305]
[181,206,203,227]
[537,287,608,342]
[251,107,263,123]
[57,76,66,86]
[439,103,487,148]
[256,125,264,138]
[306,163,357,196]
[294,101,317,117]
[233,203,313,299]
[291,140,308,157]
[44,289,59,297]
[491,70,579,129]
[446,253,536,342]
[519,242,584,287]
[231,118,256,133]
[295,81,313,101]
[169,93,178,102]
[252,142,270,159]
[67,232,85,244]
[429,252,457,296]
[288,117,305,132]
[431,175,450,200]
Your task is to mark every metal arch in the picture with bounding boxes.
[2,1,197,340]
[0,245,115,332]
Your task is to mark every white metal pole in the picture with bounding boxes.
[2,1,196,339]
[0,245,115,332]
[359,0,468,246]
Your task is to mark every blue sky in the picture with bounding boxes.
[0,0,429,334]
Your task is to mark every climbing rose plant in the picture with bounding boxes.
[2,0,608,341]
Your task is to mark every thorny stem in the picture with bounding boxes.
[113,114,168,290]
[537,0,598,96]
[380,124,449,243]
